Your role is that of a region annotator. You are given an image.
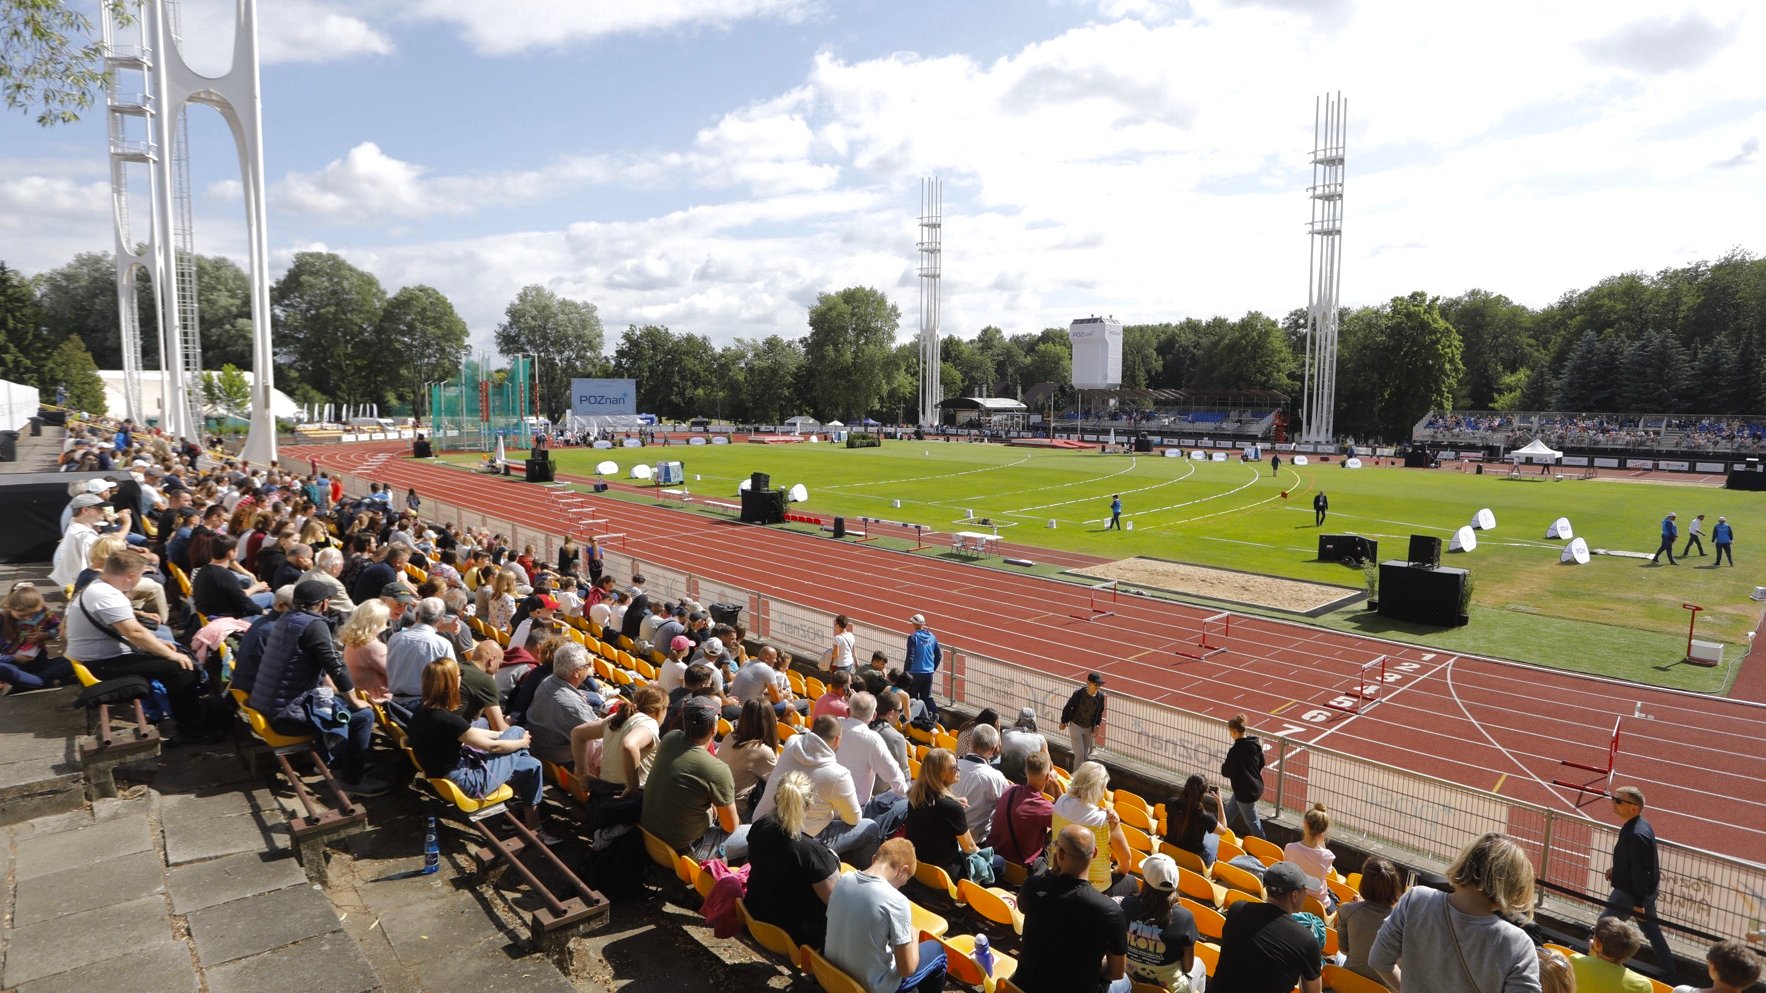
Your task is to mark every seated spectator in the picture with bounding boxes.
[1336,855,1404,983]
[0,582,74,692]
[227,584,293,694]
[351,543,406,605]
[300,547,349,604]
[999,706,1052,786]
[742,769,839,949]
[734,715,879,865]
[338,599,390,702]
[1283,803,1336,907]
[1017,824,1131,993]
[812,668,852,719]
[1213,863,1324,993]
[595,684,667,800]
[508,593,563,652]
[406,658,553,841]
[717,699,779,814]
[953,723,1009,841]
[458,636,508,729]
[953,706,999,760]
[987,750,1056,870]
[50,493,108,588]
[903,747,982,883]
[1671,939,1760,993]
[192,535,267,618]
[659,635,692,692]
[868,690,911,792]
[640,696,737,860]
[64,551,219,744]
[271,539,309,589]
[525,641,605,767]
[247,580,386,796]
[1163,773,1225,867]
[385,596,458,706]
[825,838,947,993]
[1371,832,1538,993]
[1123,853,1203,993]
[838,692,911,833]
[1540,947,1575,993]
[1572,918,1654,993]
[1049,760,1135,895]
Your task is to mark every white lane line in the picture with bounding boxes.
[1443,656,1579,812]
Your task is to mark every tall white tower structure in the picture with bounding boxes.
[102,0,278,462]
[917,177,943,427]
[1300,93,1346,445]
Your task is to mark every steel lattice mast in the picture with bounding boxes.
[1300,93,1346,445]
[917,177,943,427]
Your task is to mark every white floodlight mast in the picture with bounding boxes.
[1301,93,1346,445]
[917,177,943,427]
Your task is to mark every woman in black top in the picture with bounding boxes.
[406,658,551,840]
[902,747,978,881]
[742,771,839,949]
[1163,773,1225,867]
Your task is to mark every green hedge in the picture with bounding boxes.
[845,432,881,449]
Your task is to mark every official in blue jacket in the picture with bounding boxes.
[904,613,942,719]
[1713,516,1735,566]
[1650,512,1678,565]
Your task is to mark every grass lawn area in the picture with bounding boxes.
[448,440,1764,693]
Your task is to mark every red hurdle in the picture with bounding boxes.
[1325,655,1388,713]
[1174,611,1230,661]
[1553,715,1622,804]
[1071,581,1120,622]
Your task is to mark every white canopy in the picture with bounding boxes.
[1509,438,1563,461]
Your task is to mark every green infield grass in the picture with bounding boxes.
[447,440,1764,693]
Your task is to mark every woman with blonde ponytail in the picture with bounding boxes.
[1283,802,1336,906]
[743,771,840,949]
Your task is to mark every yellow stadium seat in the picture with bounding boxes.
[1178,866,1227,908]
[939,933,1019,993]
[1242,834,1284,865]
[1324,964,1391,993]
[914,860,962,903]
[734,899,804,969]
[1180,897,1226,941]
[1212,859,1264,897]
[804,944,866,993]
[957,878,1023,934]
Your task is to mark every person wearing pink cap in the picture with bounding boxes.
[658,634,694,693]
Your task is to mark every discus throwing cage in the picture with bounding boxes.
[1174,611,1231,661]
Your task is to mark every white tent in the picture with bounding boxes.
[784,415,820,433]
[1509,438,1563,462]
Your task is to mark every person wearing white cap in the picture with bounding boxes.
[1650,512,1679,565]
[1122,852,1205,993]
[60,477,119,535]
[903,612,942,720]
[50,494,109,587]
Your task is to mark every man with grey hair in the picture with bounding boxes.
[527,640,607,768]
[954,723,1010,839]
[441,588,477,658]
[301,547,348,604]
[385,596,456,706]
[274,542,312,589]
[1000,706,1053,787]
[836,692,911,835]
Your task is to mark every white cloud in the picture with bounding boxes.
[404,0,817,56]
[168,0,391,73]
[275,142,624,219]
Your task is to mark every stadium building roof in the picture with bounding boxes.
[936,397,1029,412]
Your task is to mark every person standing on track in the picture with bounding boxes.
[903,613,941,721]
[1714,516,1735,566]
[1059,672,1107,766]
[1313,491,1329,527]
[1108,494,1123,530]
[1271,453,1281,475]
[1651,513,1679,566]
[1601,785,1678,981]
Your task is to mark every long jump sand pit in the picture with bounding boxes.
[1069,557,1363,616]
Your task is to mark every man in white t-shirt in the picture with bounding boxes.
[827,614,856,672]
[51,494,110,587]
[64,551,218,743]
[953,724,1011,840]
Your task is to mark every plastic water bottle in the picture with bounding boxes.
[422,816,440,874]
[973,933,993,977]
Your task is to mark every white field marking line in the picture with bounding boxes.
[1122,465,1270,528]
[946,456,1145,506]
[1002,459,1196,516]
[820,454,1034,489]
[1268,651,1458,773]
[1198,535,1323,555]
[1442,656,1579,812]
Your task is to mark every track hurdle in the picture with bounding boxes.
[1324,655,1388,713]
[1553,715,1621,804]
[1071,581,1120,622]
[1173,611,1231,661]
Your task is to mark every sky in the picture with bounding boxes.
[2,0,1762,359]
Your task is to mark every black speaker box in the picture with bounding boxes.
[1408,534,1442,569]
[412,440,433,458]
[1404,449,1432,468]
[751,472,771,492]
[740,488,787,524]
[709,603,743,626]
[593,482,609,493]
[1319,534,1376,563]
[1378,562,1467,626]
[524,458,554,483]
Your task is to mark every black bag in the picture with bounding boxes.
[587,827,649,902]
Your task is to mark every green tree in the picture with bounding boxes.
[378,285,469,418]
[0,261,48,384]
[270,251,387,406]
[739,335,805,424]
[2,0,129,125]
[38,334,105,413]
[803,286,899,420]
[1439,290,1535,409]
[1190,312,1294,393]
[199,363,251,422]
[1021,339,1071,389]
[1552,330,1617,410]
[193,254,256,370]
[1378,292,1464,439]
[494,285,604,421]
[611,324,679,415]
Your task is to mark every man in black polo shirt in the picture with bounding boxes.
[1016,823,1130,993]
[1211,862,1323,993]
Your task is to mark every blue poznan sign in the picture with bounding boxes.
[570,378,637,416]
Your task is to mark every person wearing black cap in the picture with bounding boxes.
[247,579,387,796]
[1211,862,1323,993]
[641,695,737,860]
[1060,671,1108,766]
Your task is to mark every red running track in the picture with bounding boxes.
[293,443,1766,863]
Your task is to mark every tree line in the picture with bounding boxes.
[4,247,1763,440]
